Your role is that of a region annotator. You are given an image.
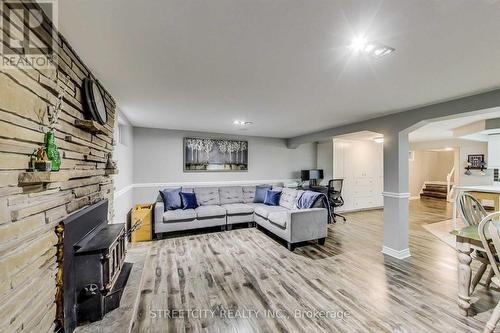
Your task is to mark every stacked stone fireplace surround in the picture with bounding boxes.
[0,2,116,332]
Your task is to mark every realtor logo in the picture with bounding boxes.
[1,0,58,69]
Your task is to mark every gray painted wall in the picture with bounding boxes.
[133,127,317,184]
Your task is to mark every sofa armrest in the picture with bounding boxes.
[154,202,164,225]
[289,208,328,243]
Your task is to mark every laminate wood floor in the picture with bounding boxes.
[134,198,500,333]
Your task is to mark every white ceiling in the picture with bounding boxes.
[409,107,500,142]
[58,0,500,138]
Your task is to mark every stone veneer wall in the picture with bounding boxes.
[0,3,116,332]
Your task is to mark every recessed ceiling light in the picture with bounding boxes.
[233,120,253,126]
[349,36,395,58]
[348,35,368,53]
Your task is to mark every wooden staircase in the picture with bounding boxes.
[420,182,450,200]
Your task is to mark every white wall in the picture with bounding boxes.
[113,111,134,223]
[317,140,333,185]
[410,139,494,187]
[132,127,317,203]
[409,150,455,197]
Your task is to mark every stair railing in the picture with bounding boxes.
[446,166,455,202]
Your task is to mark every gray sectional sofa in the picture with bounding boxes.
[154,184,328,250]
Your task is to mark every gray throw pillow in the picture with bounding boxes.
[254,185,272,203]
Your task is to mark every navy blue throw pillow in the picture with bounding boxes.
[264,190,281,206]
[254,185,272,203]
[159,187,182,211]
[180,192,198,209]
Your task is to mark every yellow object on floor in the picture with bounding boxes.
[131,204,153,242]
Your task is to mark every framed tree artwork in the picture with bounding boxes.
[184,138,248,172]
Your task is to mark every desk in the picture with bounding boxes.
[452,222,500,316]
[308,185,328,194]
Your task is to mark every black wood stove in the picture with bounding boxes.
[57,200,131,333]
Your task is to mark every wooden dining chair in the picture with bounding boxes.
[459,193,492,293]
[477,211,500,333]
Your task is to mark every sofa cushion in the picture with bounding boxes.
[195,205,226,218]
[254,205,287,219]
[194,187,220,206]
[180,192,198,209]
[254,185,272,203]
[221,203,254,215]
[264,190,281,206]
[279,188,299,210]
[163,209,196,222]
[159,187,182,211]
[268,211,289,228]
[219,186,243,205]
[242,186,256,203]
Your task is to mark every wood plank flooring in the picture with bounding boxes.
[133,198,500,332]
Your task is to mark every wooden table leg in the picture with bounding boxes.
[457,240,473,316]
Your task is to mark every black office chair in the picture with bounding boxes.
[327,179,347,223]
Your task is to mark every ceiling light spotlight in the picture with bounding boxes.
[233,120,253,126]
[348,36,395,58]
[373,137,384,143]
[348,35,368,53]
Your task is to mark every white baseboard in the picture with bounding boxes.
[336,206,383,214]
[381,246,411,259]
[382,192,410,199]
